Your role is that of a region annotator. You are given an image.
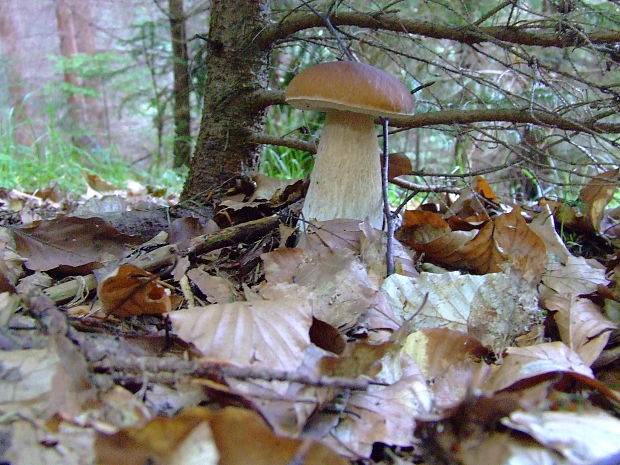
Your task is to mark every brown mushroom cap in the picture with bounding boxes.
[285,61,413,118]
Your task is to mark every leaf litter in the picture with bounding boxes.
[0,172,619,464]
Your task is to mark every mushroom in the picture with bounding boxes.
[285,61,413,229]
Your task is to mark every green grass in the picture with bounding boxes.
[0,106,184,195]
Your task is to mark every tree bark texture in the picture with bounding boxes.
[182,0,271,199]
[54,0,85,124]
[169,0,192,168]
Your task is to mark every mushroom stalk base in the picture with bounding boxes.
[302,110,383,229]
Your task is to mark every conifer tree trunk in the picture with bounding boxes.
[182,0,270,199]
[169,0,191,168]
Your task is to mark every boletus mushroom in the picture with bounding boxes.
[285,61,413,229]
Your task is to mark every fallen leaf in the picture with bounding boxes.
[187,268,237,303]
[456,431,567,465]
[485,342,594,393]
[502,409,620,464]
[398,208,546,279]
[262,247,399,333]
[544,294,616,365]
[579,169,619,233]
[96,406,349,465]
[327,356,431,458]
[169,283,312,370]
[97,264,172,317]
[382,272,543,352]
[540,255,608,298]
[12,216,139,272]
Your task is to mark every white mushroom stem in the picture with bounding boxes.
[302,110,383,229]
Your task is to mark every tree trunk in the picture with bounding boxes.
[0,0,32,145]
[169,0,192,168]
[54,0,86,126]
[181,0,271,199]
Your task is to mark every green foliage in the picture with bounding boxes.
[0,103,183,194]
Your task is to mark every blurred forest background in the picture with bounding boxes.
[1,0,619,205]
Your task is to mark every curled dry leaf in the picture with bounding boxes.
[97,264,172,317]
[579,168,619,233]
[398,208,546,280]
[502,409,620,464]
[169,283,312,370]
[382,272,543,353]
[484,342,594,393]
[544,294,616,366]
[262,247,399,333]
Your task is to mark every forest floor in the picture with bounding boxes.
[0,171,619,465]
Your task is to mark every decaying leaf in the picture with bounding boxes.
[187,267,237,304]
[502,409,620,464]
[96,406,349,465]
[326,356,431,458]
[485,342,594,393]
[12,216,140,272]
[262,247,399,334]
[382,272,543,353]
[579,168,619,233]
[169,283,312,370]
[97,264,172,317]
[540,255,608,298]
[397,208,546,280]
[0,336,94,419]
[544,294,616,366]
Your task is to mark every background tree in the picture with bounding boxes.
[183,0,620,205]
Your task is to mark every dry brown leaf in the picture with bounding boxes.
[96,406,349,465]
[579,168,619,233]
[382,272,543,353]
[456,431,567,465]
[299,219,363,252]
[529,204,571,264]
[97,264,172,317]
[319,341,395,379]
[502,409,620,464]
[262,247,399,333]
[168,217,219,244]
[249,173,302,202]
[540,255,608,298]
[187,268,237,304]
[544,294,616,366]
[398,208,546,279]
[492,207,547,281]
[402,328,487,379]
[0,336,94,419]
[169,283,312,370]
[326,356,431,458]
[380,151,413,180]
[485,342,593,393]
[12,216,139,272]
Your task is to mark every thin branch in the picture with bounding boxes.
[381,118,395,277]
[259,11,620,48]
[249,132,317,153]
[390,178,461,193]
[252,90,620,133]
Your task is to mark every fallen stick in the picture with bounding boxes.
[44,215,280,303]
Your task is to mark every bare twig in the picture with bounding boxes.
[381,118,395,277]
[260,11,620,48]
[44,216,280,304]
[91,356,377,390]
